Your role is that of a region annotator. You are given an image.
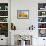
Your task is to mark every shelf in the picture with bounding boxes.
[38,10,46,11]
[0,16,8,17]
[38,22,46,23]
[0,22,8,23]
[0,3,8,37]
[38,37,46,38]
[38,28,46,29]
[0,10,8,11]
[38,15,46,17]
[38,3,46,37]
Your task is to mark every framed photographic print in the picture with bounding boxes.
[17,10,29,19]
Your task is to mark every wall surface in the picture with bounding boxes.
[11,0,46,46]
[11,0,38,30]
[11,0,46,30]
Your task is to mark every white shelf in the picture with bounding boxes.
[0,22,8,23]
[38,10,46,11]
[0,10,8,11]
[38,28,46,29]
[38,16,46,17]
[38,22,46,23]
[0,16,8,17]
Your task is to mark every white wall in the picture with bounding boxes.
[11,0,46,30]
[11,0,38,30]
[11,0,46,46]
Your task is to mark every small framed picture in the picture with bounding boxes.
[17,10,29,19]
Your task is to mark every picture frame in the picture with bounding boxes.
[17,10,29,19]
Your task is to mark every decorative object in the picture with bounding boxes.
[29,25,35,30]
[11,23,16,30]
[17,10,29,19]
[0,11,8,16]
[38,3,46,10]
[43,38,46,46]
[15,35,32,46]
[5,6,8,10]
[38,17,46,22]
[42,12,45,15]
[0,23,8,37]
[0,6,1,10]
[0,17,8,22]
[19,35,29,40]
[38,23,46,28]
[39,29,46,37]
